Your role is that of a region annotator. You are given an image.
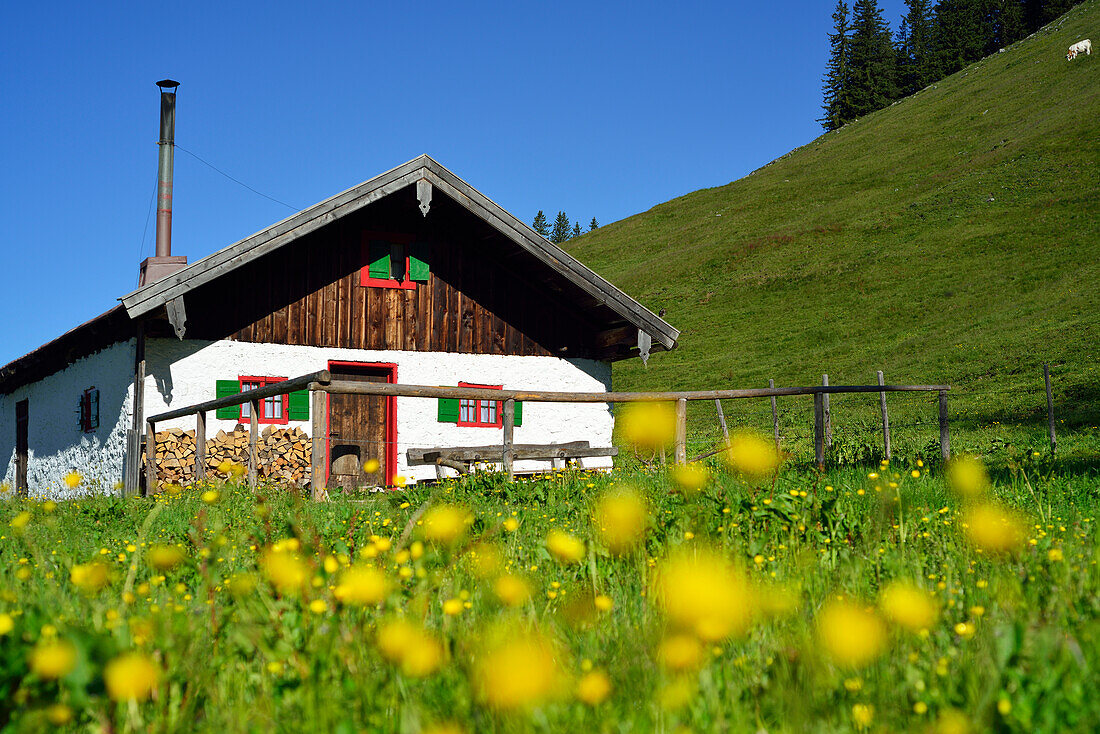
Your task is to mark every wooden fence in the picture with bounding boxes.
[139,371,951,498]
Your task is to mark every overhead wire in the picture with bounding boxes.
[174,143,300,212]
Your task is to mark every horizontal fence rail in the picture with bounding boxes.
[138,370,951,499]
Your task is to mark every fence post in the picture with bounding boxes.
[714,399,729,444]
[502,398,515,481]
[144,421,156,496]
[1044,364,1057,454]
[248,400,259,491]
[938,391,951,461]
[194,411,206,482]
[675,398,687,464]
[813,392,825,469]
[769,379,780,452]
[877,370,891,460]
[310,388,325,500]
[822,374,832,450]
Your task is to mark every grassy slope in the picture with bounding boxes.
[569,2,1100,450]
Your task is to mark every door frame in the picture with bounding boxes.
[325,360,398,488]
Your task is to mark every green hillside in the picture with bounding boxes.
[570,1,1100,457]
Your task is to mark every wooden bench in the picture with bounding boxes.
[406,441,618,477]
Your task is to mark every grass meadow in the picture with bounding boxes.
[1,422,1098,733]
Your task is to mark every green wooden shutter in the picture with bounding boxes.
[438,397,459,423]
[409,242,430,282]
[287,390,309,421]
[368,240,390,279]
[215,380,240,420]
[513,401,523,427]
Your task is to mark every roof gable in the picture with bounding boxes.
[119,155,678,351]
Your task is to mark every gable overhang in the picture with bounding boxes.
[119,155,679,353]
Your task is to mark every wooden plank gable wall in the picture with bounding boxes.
[181,188,621,359]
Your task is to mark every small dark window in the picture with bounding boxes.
[79,387,99,433]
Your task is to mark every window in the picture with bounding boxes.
[237,376,288,425]
[360,232,430,289]
[79,387,99,433]
[458,382,503,427]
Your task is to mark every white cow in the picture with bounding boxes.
[1067,39,1092,60]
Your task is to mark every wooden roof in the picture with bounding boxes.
[119,155,679,351]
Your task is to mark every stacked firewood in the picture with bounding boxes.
[146,426,313,485]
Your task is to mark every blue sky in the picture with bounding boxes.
[0,0,907,366]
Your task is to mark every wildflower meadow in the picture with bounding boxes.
[0,416,1098,732]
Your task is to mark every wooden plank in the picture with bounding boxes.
[769,379,780,452]
[502,398,515,480]
[367,285,384,350]
[715,399,729,444]
[408,441,590,462]
[124,325,146,497]
[249,400,259,491]
[675,398,687,464]
[194,411,206,481]
[938,391,951,461]
[323,251,338,347]
[822,374,832,450]
[148,371,331,423]
[1044,364,1056,454]
[15,399,28,496]
[145,421,157,496]
[404,286,417,351]
[408,444,617,464]
[311,389,326,500]
[878,371,891,460]
[813,392,825,469]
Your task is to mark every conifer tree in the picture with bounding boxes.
[572,223,582,239]
[848,0,897,118]
[550,212,571,244]
[933,0,992,76]
[589,217,599,231]
[532,210,550,238]
[896,0,935,97]
[821,0,853,131]
[997,0,1026,46]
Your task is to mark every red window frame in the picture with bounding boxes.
[360,231,417,290]
[238,376,289,425]
[457,382,504,428]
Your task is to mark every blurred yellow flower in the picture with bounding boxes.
[442,598,463,616]
[593,489,647,554]
[948,455,989,498]
[30,640,77,679]
[617,402,676,451]
[0,613,13,635]
[335,565,390,606]
[467,543,503,578]
[879,582,938,633]
[502,517,519,532]
[473,632,563,711]
[227,572,257,597]
[963,504,1025,554]
[63,471,82,489]
[376,619,443,677]
[654,548,752,641]
[1048,548,1064,562]
[201,490,220,505]
[146,544,186,572]
[725,431,780,479]
[594,594,614,612]
[658,634,704,671]
[363,458,381,474]
[104,652,159,701]
[494,574,532,607]
[852,703,874,729]
[816,599,886,668]
[934,709,972,734]
[261,548,309,596]
[309,599,328,614]
[422,504,472,544]
[575,670,612,705]
[670,464,709,494]
[70,561,111,593]
[422,723,464,734]
[658,676,696,711]
[162,484,183,497]
[45,704,72,725]
[546,530,585,563]
[9,512,31,530]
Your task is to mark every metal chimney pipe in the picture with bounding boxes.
[154,80,179,258]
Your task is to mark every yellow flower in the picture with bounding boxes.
[9,512,31,530]
[963,504,1025,554]
[46,704,72,725]
[575,670,612,705]
[70,561,111,593]
[879,582,938,633]
[934,709,972,734]
[948,455,989,498]
[725,431,780,479]
[201,490,220,505]
[442,598,464,616]
[494,574,532,607]
[658,634,704,671]
[654,548,753,641]
[816,599,886,668]
[467,543,503,578]
[594,594,614,612]
[335,565,390,605]
[657,676,696,711]
[363,458,381,474]
[309,599,328,614]
[146,544,186,572]
[421,724,464,734]
[0,613,13,635]
[104,652,159,701]
[261,548,309,596]
[546,530,585,563]
[216,460,235,475]
[162,483,183,497]
[669,464,709,494]
[376,619,442,677]
[473,632,563,711]
[63,471,82,489]
[1048,548,1064,562]
[227,572,257,597]
[30,640,77,679]
[593,489,647,554]
[852,703,874,729]
[422,504,472,544]
[502,517,519,532]
[617,402,677,451]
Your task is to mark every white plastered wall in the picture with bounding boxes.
[145,338,614,483]
[0,341,135,499]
